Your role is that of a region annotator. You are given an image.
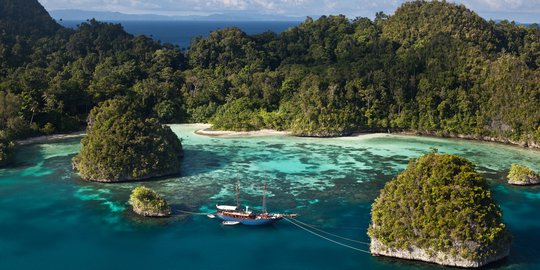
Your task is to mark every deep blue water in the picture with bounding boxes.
[59,20,299,49]
[1,124,539,269]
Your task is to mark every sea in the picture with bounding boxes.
[59,20,300,49]
[1,124,539,270]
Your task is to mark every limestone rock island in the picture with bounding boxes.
[129,186,171,217]
[508,164,540,186]
[368,153,511,268]
[72,98,183,182]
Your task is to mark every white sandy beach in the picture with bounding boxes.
[15,131,86,146]
[193,124,290,137]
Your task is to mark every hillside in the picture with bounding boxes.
[382,0,500,52]
[0,0,60,37]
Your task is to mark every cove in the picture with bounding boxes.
[0,124,539,270]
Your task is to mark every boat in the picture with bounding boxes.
[222,221,240,226]
[215,177,297,226]
[207,214,216,219]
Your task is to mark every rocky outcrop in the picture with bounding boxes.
[509,175,540,185]
[129,186,171,217]
[508,164,540,185]
[72,98,183,182]
[132,204,171,217]
[368,154,511,268]
[71,159,179,183]
[370,238,510,268]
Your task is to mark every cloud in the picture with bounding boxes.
[38,0,540,21]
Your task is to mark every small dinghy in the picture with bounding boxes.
[222,221,240,226]
[207,214,216,219]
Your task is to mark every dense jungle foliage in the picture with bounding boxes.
[368,153,511,260]
[0,0,539,166]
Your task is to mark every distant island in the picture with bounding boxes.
[1,0,539,168]
[369,153,511,267]
[49,9,305,22]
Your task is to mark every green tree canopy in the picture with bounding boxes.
[369,153,511,262]
[72,98,183,182]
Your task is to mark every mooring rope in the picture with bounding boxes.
[291,218,370,245]
[175,210,214,216]
[292,221,366,230]
[284,218,371,254]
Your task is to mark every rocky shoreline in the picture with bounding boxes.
[194,125,539,150]
[71,159,180,183]
[195,127,290,137]
[508,175,540,185]
[132,205,171,217]
[370,238,510,268]
[411,131,540,150]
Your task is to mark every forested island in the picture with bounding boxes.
[129,186,171,217]
[369,153,511,267]
[72,98,183,182]
[1,0,539,168]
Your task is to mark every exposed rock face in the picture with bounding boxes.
[508,164,540,186]
[368,154,511,268]
[370,238,510,268]
[509,175,540,185]
[132,205,171,217]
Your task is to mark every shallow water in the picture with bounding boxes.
[0,124,539,270]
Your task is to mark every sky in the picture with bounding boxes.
[38,0,540,22]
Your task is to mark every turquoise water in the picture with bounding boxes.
[1,124,539,269]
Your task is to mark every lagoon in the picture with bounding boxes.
[0,124,539,269]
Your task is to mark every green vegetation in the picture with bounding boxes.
[72,98,183,182]
[0,138,15,167]
[508,164,540,185]
[129,186,171,217]
[1,0,539,166]
[183,1,539,140]
[368,153,511,261]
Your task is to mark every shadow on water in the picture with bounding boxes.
[180,148,228,177]
[12,137,82,168]
[501,226,540,267]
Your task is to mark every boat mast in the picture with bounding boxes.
[262,177,267,213]
[236,175,239,208]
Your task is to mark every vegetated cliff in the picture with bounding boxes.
[368,153,511,268]
[72,98,183,182]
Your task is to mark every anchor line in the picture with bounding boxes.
[292,221,366,230]
[175,210,214,216]
[284,218,371,254]
[291,218,370,245]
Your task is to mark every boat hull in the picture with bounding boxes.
[216,213,282,226]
